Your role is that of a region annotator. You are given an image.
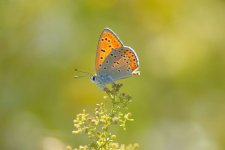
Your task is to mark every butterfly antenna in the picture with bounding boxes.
[74,69,93,77]
[74,75,88,78]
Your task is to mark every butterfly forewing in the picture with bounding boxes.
[96,28,123,73]
[99,46,139,81]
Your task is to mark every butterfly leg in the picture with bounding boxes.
[100,85,105,91]
[107,75,116,85]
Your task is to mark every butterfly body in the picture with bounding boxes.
[91,74,114,89]
[91,28,140,89]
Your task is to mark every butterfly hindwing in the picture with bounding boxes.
[99,46,140,81]
[96,28,123,73]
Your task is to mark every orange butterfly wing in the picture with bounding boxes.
[96,28,123,73]
[124,48,139,72]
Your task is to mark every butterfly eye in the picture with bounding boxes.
[91,76,96,81]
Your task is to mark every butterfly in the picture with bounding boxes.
[89,28,140,90]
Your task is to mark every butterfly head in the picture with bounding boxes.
[90,74,97,83]
[90,74,105,90]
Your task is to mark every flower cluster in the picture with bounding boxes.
[68,84,139,150]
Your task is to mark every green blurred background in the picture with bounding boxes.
[1,0,225,149]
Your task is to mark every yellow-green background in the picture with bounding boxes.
[1,0,225,149]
